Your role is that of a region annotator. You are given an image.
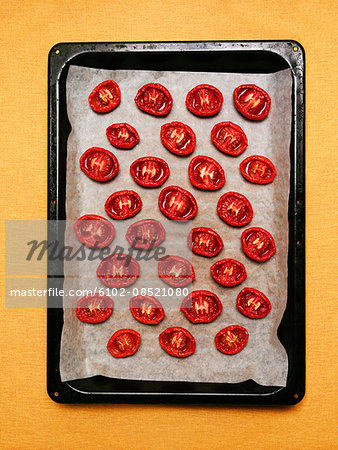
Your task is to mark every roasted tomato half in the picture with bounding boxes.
[134,83,173,116]
[186,84,223,117]
[215,325,249,355]
[105,190,142,220]
[159,327,196,357]
[158,186,198,220]
[210,258,247,287]
[158,255,195,287]
[126,219,165,250]
[130,295,165,325]
[106,123,140,149]
[79,147,119,182]
[96,253,140,287]
[241,227,276,262]
[211,122,248,156]
[76,294,113,323]
[181,290,222,324]
[217,192,253,227]
[188,155,225,191]
[88,80,121,113]
[107,329,140,358]
[188,227,223,257]
[160,122,196,156]
[130,156,169,188]
[236,288,271,319]
[74,214,115,248]
[233,84,271,120]
[240,155,276,184]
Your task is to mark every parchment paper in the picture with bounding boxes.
[60,65,292,386]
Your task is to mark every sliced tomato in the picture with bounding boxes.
[234,84,271,120]
[129,295,165,325]
[106,123,140,149]
[187,227,223,257]
[126,219,165,250]
[236,288,271,319]
[79,147,119,182]
[186,84,223,117]
[74,214,115,248]
[217,192,253,227]
[130,156,169,188]
[240,155,276,184]
[96,253,140,287]
[158,186,198,220]
[160,122,196,156]
[210,258,247,287]
[105,190,142,220]
[159,327,196,357]
[134,83,173,116]
[76,294,113,323]
[241,227,276,262]
[188,155,225,191]
[158,255,195,287]
[215,325,249,355]
[107,329,140,358]
[88,80,121,113]
[211,122,248,156]
[181,290,222,324]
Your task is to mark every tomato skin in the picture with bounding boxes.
[74,214,115,248]
[188,155,225,191]
[105,190,142,220]
[187,227,223,257]
[158,255,195,287]
[233,84,271,120]
[160,122,196,156]
[130,156,170,188]
[186,84,223,117]
[181,290,222,324]
[96,253,140,287]
[88,80,121,113]
[106,123,140,149]
[158,185,198,221]
[129,296,165,325]
[211,122,248,156]
[241,227,276,262]
[126,219,165,250]
[107,329,140,358]
[210,258,247,287]
[236,288,271,319]
[215,325,249,355]
[159,327,196,357]
[76,294,113,323]
[79,147,119,182]
[134,83,173,116]
[217,192,253,227]
[240,155,276,185]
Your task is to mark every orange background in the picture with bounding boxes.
[0,1,337,449]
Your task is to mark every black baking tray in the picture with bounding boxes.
[47,41,305,405]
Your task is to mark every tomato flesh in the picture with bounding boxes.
[241,227,276,262]
[186,84,223,117]
[105,190,142,220]
[240,155,276,184]
[160,122,196,155]
[88,80,121,113]
[130,156,169,188]
[188,227,223,257]
[74,214,115,248]
[130,295,165,325]
[211,122,248,156]
[236,288,271,319]
[158,255,195,287]
[188,155,225,191]
[217,192,253,227]
[134,83,173,116]
[233,84,271,120]
[210,258,247,287]
[126,219,165,250]
[158,186,198,220]
[215,325,249,355]
[107,329,140,358]
[79,147,119,182]
[106,123,140,149]
[96,253,140,287]
[159,327,196,357]
[76,294,113,323]
[181,290,222,324]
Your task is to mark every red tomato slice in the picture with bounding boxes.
[233,84,271,120]
[181,290,222,324]
[188,155,225,191]
[158,255,195,287]
[210,258,247,287]
[74,214,115,248]
[134,83,173,116]
[76,294,113,323]
[79,147,119,182]
[96,253,140,287]
[130,156,169,188]
[106,123,140,149]
[217,192,253,227]
[215,325,249,355]
[159,327,196,358]
[129,295,165,325]
[105,190,142,220]
[211,122,248,156]
[187,227,223,257]
[241,227,276,262]
[160,122,196,156]
[126,219,165,250]
[107,329,140,358]
[88,80,121,113]
[186,84,223,117]
[236,288,271,319]
[158,186,198,220]
[240,155,276,184]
